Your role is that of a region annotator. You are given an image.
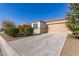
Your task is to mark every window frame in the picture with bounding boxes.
[33,23,38,28]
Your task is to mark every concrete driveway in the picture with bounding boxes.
[9,32,68,56]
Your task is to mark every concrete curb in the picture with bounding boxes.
[0,36,20,56]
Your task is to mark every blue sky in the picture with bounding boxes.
[0,3,68,26]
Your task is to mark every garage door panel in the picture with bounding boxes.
[48,23,68,32]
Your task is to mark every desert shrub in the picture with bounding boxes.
[73,31,79,38]
[24,28,33,36]
[18,24,31,35]
[70,24,79,38]
[4,27,19,37]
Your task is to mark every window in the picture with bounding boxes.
[33,23,38,28]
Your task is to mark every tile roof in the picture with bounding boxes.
[32,18,65,23]
[46,18,65,22]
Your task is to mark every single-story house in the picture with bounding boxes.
[31,19,71,34]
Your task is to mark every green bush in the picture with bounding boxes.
[24,28,33,36]
[71,25,79,38]
[4,27,19,37]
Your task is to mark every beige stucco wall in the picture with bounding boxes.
[31,21,48,34]
[40,22,48,33]
[47,20,69,33]
[32,20,71,34]
[32,22,40,34]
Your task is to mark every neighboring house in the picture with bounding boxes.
[32,18,71,34]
